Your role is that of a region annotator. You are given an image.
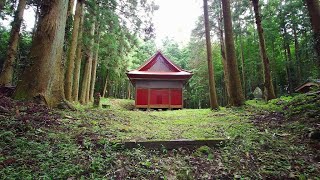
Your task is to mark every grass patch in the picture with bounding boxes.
[102,99,251,141]
[0,96,319,179]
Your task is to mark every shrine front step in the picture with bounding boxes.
[123,139,227,150]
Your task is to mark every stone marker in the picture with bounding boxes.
[253,87,263,99]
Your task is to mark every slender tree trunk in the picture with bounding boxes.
[14,0,68,107]
[239,25,246,99]
[107,80,112,97]
[67,0,75,18]
[0,0,27,86]
[72,4,84,102]
[252,0,276,100]
[203,0,219,109]
[285,42,293,93]
[271,41,278,94]
[86,21,96,103]
[85,56,93,103]
[283,25,294,94]
[80,56,90,104]
[220,41,230,103]
[127,82,131,99]
[80,21,95,104]
[240,39,246,98]
[65,0,83,101]
[89,27,100,102]
[293,24,302,83]
[282,34,293,94]
[221,0,244,106]
[102,72,109,97]
[305,0,320,74]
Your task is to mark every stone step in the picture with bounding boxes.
[123,138,226,150]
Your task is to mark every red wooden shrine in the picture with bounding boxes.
[127,51,192,109]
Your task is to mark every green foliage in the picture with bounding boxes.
[246,96,293,112]
[282,94,320,118]
[193,146,212,157]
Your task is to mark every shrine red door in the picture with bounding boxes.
[150,89,169,107]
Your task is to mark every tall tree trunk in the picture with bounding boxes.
[285,42,293,93]
[80,21,95,104]
[72,4,84,102]
[85,55,93,103]
[305,0,320,74]
[283,26,294,94]
[102,72,109,98]
[14,0,68,107]
[0,0,27,86]
[283,32,293,94]
[240,37,246,98]
[80,57,90,104]
[65,0,83,101]
[203,0,219,109]
[252,0,276,100]
[67,0,75,18]
[218,1,230,105]
[271,41,278,94]
[293,24,302,83]
[221,0,244,106]
[64,0,75,50]
[89,27,100,102]
[238,23,246,99]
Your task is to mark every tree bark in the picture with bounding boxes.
[0,0,27,86]
[72,3,84,102]
[80,21,95,104]
[14,0,68,107]
[305,0,320,73]
[221,0,244,106]
[89,26,100,102]
[252,0,276,100]
[203,0,219,110]
[65,0,83,101]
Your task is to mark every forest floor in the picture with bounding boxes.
[0,93,319,179]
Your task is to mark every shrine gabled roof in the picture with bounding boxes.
[127,51,192,79]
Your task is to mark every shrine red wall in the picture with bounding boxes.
[135,87,183,108]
